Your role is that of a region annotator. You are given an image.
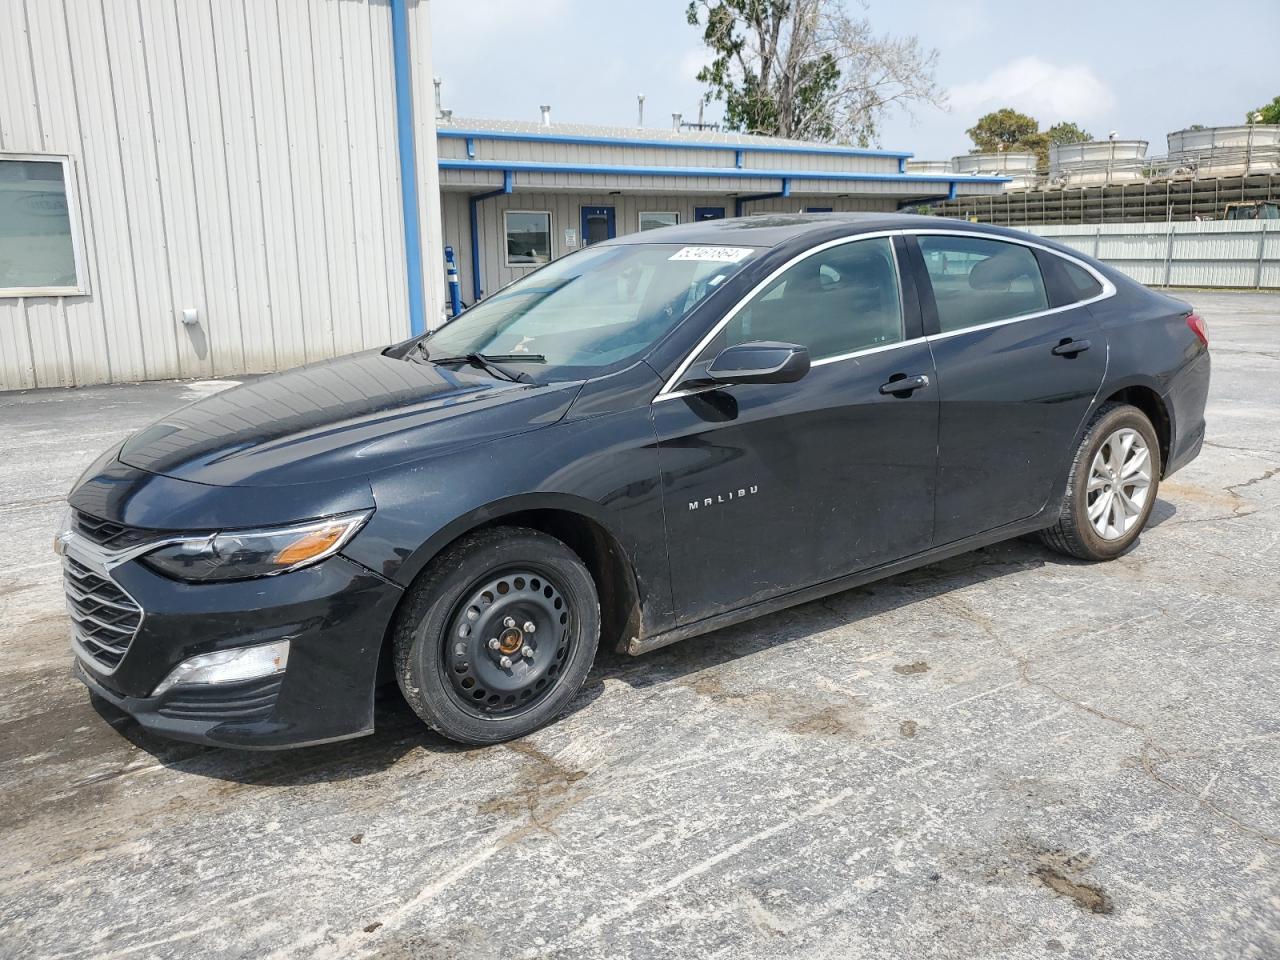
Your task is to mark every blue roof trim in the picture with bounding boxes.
[439,127,913,160]
[438,158,1009,185]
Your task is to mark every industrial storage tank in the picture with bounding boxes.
[904,160,953,176]
[1166,125,1280,177]
[1049,140,1148,186]
[951,152,1038,191]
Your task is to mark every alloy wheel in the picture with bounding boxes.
[1086,427,1153,540]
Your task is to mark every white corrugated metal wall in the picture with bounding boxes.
[0,0,440,392]
[439,191,898,304]
[1026,221,1279,288]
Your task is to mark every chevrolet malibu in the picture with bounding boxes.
[58,214,1210,748]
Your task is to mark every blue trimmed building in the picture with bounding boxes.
[435,116,1008,311]
[0,0,1006,390]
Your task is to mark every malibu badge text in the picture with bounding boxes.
[689,485,759,511]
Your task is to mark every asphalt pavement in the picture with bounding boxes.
[0,292,1277,960]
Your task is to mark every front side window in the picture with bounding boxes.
[504,211,551,266]
[698,236,904,364]
[0,156,85,296]
[422,242,758,380]
[639,211,679,231]
[917,235,1048,333]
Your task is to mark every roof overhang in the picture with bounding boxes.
[438,126,913,161]
[437,159,1008,200]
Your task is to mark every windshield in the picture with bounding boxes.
[420,242,758,380]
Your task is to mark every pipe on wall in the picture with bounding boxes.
[735,178,791,217]
[389,0,426,336]
[468,171,514,302]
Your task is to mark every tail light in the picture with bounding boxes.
[1186,312,1208,348]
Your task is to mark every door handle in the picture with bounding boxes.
[879,373,930,397]
[1051,338,1092,357]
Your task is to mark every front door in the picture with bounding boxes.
[653,235,939,624]
[694,206,725,221]
[581,206,615,246]
[909,232,1109,544]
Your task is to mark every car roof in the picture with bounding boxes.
[606,212,1007,248]
[602,214,1112,275]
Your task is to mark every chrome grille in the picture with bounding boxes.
[72,510,161,551]
[64,553,142,671]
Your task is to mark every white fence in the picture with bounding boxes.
[1024,221,1279,289]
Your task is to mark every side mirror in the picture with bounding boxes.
[697,340,810,386]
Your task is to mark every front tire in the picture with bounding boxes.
[1039,402,1162,561]
[393,526,600,745]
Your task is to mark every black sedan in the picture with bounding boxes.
[59,214,1210,748]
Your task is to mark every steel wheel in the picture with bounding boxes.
[442,567,573,718]
[1086,427,1152,540]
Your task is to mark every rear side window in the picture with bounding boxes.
[1060,258,1103,301]
[699,237,904,363]
[917,235,1049,334]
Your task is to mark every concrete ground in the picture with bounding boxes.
[1,291,1277,960]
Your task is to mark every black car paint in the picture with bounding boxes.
[65,213,1210,748]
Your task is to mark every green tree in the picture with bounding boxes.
[1045,121,1092,146]
[966,108,1039,152]
[687,0,943,145]
[967,110,1093,168]
[1248,95,1280,125]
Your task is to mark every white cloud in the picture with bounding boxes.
[948,56,1116,124]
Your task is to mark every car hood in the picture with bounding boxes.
[118,351,581,487]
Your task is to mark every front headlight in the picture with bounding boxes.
[140,511,371,583]
[53,505,74,556]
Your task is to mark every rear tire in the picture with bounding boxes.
[1039,403,1162,561]
[393,526,600,745]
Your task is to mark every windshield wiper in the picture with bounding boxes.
[427,351,546,384]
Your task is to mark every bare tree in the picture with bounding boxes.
[688,0,944,146]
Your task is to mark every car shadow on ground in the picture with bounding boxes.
[103,501,1175,787]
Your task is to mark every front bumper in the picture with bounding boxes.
[70,549,404,750]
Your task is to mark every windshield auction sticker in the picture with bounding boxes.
[668,246,754,263]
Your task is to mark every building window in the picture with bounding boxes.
[639,211,679,232]
[504,211,552,266]
[0,154,87,297]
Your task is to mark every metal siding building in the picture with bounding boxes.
[0,2,1002,392]
[0,0,444,392]
[436,118,1007,306]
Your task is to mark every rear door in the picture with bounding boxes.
[653,234,939,624]
[908,232,1109,545]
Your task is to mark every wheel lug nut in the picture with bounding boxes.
[488,638,500,650]
[499,656,512,669]
[523,621,536,633]
[522,645,534,659]
[503,616,516,628]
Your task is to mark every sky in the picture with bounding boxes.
[428,0,1279,161]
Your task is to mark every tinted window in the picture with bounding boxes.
[918,235,1048,333]
[700,237,904,363]
[1061,258,1103,301]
